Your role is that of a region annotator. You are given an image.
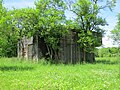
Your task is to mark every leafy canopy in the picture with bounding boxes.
[111,13,120,46]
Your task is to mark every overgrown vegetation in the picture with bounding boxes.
[96,47,119,57]
[0,58,119,90]
[0,0,119,89]
[0,0,116,63]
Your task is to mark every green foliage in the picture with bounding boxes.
[0,0,116,61]
[0,0,68,60]
[35,0,67,49]
[111,13,120,46]
[0,58,119,89]
[96,57,118,64]
[69,0,116,62]
[0,1,17,57]
[71,0,116,50]
[7,8,37,39]
[96,47,119,57]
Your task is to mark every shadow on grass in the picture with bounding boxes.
[96,60,118,65]
[0,66,34,71]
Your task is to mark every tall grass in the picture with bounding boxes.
[96,57,119,64]
[0,57,119,90]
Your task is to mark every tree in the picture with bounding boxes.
[70,0,116,63]
[111,13,120,58]
[0,0,67,61]
[96,47,119,57]
[0,0,116,63]
[34,0,67,62]
[0,3,34,57]
[0,1,17,57]
[111,13,120,47]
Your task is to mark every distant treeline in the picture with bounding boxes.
[96,47,119,57]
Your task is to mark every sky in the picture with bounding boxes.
[3,0,120,47]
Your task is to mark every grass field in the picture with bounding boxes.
[0,57,119,90]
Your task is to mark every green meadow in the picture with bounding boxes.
[0,57,119,90]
